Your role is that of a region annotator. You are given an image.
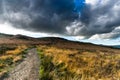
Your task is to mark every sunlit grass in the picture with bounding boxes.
[0,45,28,77]
[37,45,120,80]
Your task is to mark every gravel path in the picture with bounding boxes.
[4,48,40,80]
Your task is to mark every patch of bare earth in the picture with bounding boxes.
[3,48,40,80]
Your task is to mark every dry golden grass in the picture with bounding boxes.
[0,45,28,76]
[37,45,120,80]
[0,55,13,60]
[13,56,22,62]
[0,70,7,76]
[6,45,27,55]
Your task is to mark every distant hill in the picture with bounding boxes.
[0,33,119,53]
[12,34,35,40]
[113,45,120,49]
[0,33,13,38]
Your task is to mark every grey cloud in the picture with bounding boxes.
[0,0,120,39]
[89,26,120,39]
[69,0,120,39]
[1,0,78,34]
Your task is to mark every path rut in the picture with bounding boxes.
[4,48,40,80]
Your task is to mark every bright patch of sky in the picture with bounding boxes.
[0,22,51,37]
[64,36,120,46]
[80,39,120,46]
[0,22,120,45]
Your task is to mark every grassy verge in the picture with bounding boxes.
[37,48,81,80]
[0,45,28,77]
[38,50,53,80]
[37,45,120,80]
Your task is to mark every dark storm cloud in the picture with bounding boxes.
[0,0,120,39]
[1,0,78,34]
[67,0,120,39]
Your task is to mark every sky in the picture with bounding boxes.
[0,0,120,45]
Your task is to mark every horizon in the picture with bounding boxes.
[0,32,119,46]
[0,0,120,45]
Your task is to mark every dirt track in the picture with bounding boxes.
[4,48,40,80]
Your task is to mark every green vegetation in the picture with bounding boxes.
[38,50,53,80]
[38,49,78,80]
[0,45,28,77]
[37,45,120,80]
[0,46,16,55]
[0,44,120,80]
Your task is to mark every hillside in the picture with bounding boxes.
[0,33,120,80]
[0,33,119,54]
[113,45,120,49]
[0,33,12,38]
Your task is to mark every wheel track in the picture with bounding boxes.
[3,48,40,80]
